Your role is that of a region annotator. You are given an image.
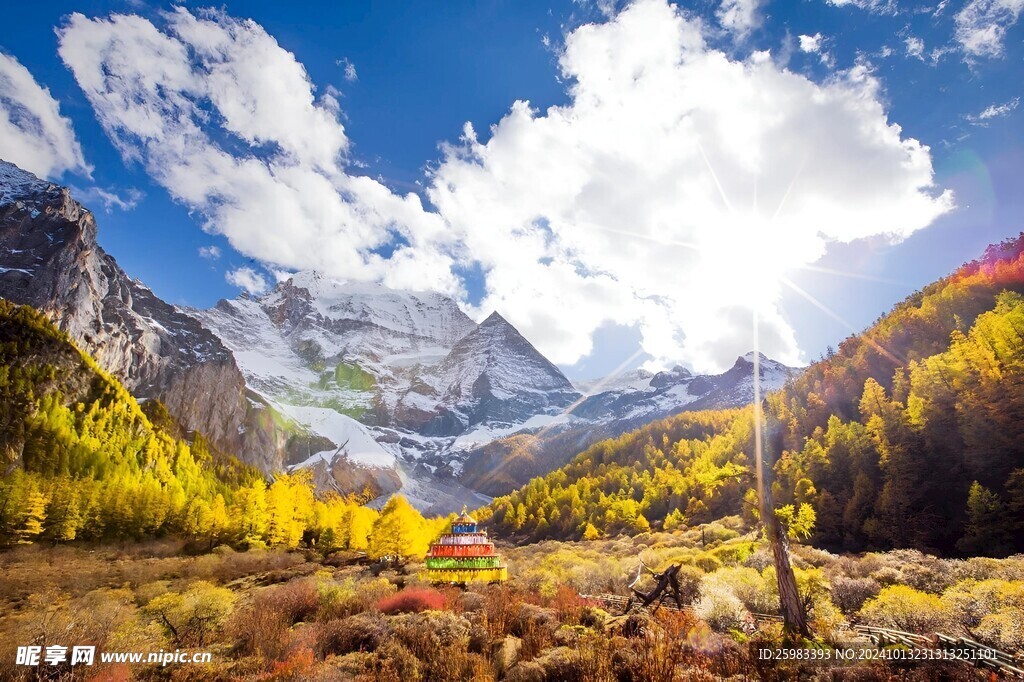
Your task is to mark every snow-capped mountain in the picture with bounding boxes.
[192,270,798,504]
[406,312,579,434]
[188,272,581,511]
[571,352,793,423]
[458,352,798,495]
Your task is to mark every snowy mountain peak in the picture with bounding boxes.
[259,270,475,346]
[440,312,574,392]
[736,351,794,373]
[575,368,655,394]
[480,310,510,326]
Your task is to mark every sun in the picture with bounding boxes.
[693,211,813,316]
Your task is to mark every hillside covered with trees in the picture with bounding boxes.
[484,234,1024,557]
[0,300,445,556]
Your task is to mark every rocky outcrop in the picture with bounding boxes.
[0,161,287,471]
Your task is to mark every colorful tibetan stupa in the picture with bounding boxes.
[424,507,508,585]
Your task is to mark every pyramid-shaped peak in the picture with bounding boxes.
[480,311,511,326]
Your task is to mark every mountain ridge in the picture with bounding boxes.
[0,160,803,512]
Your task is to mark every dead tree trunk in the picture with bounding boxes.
[624,563,684,614]
[760,413,810,638]
[761,482,809,636]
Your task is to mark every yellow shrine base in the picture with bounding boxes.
[422,565,508,585]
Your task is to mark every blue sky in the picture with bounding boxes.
[0,0,1021,380]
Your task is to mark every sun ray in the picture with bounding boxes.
[472,346,649,488]
[752,308,765,516]
[696,139,736,215]
[768,151,809,225]
[793,263,910,286]
[780,274,905,366]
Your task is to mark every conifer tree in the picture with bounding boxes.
[18,489,48,543]
[368,495,429,560]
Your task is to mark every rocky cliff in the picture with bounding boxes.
[0,161,296,473]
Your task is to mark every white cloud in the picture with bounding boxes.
[428,0,953,372]
[905,35,925,59]
[717,0,761,39]
[955,0,1024,58]
[967,96,1020,124]
[59,1,954,374]
[199,245,222,259]
[0,52,91,180]
[824,0,898,15]
[226,266,268,294]
[798,33,823,53]
[797,32,835,66]
[58,8,459,296]
[338,57,358,82]
[70,185,143,212]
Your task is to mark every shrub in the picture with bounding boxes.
[512,603,557,639]
[316,577,362,620]
[742,548,773,572]
[795,545,837,567]
[808,598,847,641]
[858,585,952,633]
[691,520,742,545]
[550,584,587,625]
[694,554,723,573]
[144,581,236,646]
[134,580,172,606]
[703,567,776,614]
[868,566,902,586]
[526,646,585,681]
[974,612,1024,652]
[375,640,422,680]
[694,583,748,631]
[889,551,956,593]
[708,541,755,566]
[230,605,290,660]
[953,557,1024,583]
[675,565,705,605]
[829,576,881,614]
[389,610,472,665]
[376,587,445,614]
[626,610,699,682]
[942,578,1024,648]
[257,578,321,625]
[513,545,624,595]
[461,591,486,613]
[484,586,529,638]
[266,645,316,680]
[321,612,390,654]
[327,651,376,678]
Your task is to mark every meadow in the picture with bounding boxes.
[1,516,1021,681]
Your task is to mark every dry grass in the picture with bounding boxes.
[0,536,1019,681]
